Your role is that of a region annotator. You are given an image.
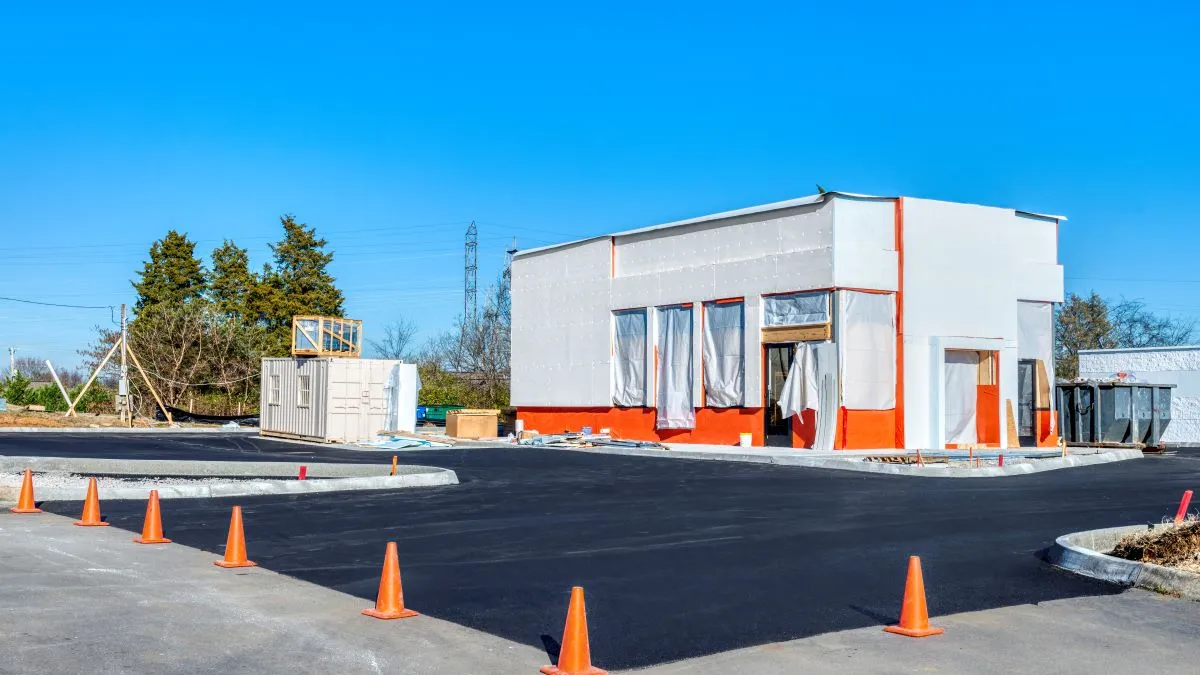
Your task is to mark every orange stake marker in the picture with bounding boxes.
[390,455,398,476]
[133,490,171,544]
[74,477,110,526]
[362,541,418,619]
[541,586,607,675]
[214,505,256,568]
[884,556,944,638]
[10,469,42,514]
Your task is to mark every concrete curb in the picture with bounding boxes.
[1046,524,1200,600]
[0,456,458,501]
[0,427,259,434]
[551,445,1143,477]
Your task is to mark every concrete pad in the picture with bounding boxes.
[0,512,545,674]
[560,443,1143,477]
[630,591,1200,674]
[0,456,459,501]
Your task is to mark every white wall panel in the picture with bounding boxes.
[614,202,833,277]
[511,238,612,407]
[832,198,899,291]
[901,198,1062,447]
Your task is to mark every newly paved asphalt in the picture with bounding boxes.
[4,433,1199,669]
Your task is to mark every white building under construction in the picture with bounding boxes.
[510,192,1063,450]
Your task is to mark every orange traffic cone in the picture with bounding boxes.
[541,586,606,675]
[10,469,42,514]
[362,541,418,619]
[133,490,171,544]
[884,556,944,638]
[214,505,256,568]
[74,477,110,527]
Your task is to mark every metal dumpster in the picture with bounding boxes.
[419,404,465,425]
[1056,381,1174,447]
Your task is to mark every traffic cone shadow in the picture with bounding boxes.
[74,477,110,526]
[133,490,171,544]
[541,586,606,675]
[884,556,944,638]
[10,469,42,514]
[362,541,418,619]
[214,505,256,568]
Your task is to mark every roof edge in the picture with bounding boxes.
[513,191,1066,259]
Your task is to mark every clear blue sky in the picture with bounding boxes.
[3,2,1199,371]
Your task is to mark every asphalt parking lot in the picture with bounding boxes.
[4,433,1200,669]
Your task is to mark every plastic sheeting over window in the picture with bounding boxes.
[839,291,896,409]
[763,291,829,327]
[656,305,695,429]
[1018,301,1054,363]
[702,301,744,407]
[612,309,647,407]
[944,350,979,445]
[779,342,820,419]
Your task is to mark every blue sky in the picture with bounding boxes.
[2,2,1199,370]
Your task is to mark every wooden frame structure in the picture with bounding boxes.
[292,316,363,358]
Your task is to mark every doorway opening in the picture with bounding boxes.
[943,349,1000,448]
[764,345,793,447]
[1017,359,1037,446]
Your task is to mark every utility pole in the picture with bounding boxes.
[464,221,478,329]
[118,303,129,424]
[7,346,15,377]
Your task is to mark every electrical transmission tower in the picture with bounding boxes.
[464,221,478,327]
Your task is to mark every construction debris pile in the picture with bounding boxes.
[358,434,455,450]
[1110,521,1200,574]
[518,432,665,450]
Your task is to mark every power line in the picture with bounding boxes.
[0,295,113,310]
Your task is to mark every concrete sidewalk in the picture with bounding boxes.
[557,442,1143,477]
[0,512,544,675]
[632,590,1200,674]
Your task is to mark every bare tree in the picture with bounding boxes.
[12,356,49,380]
[81,302,269,416]
[10,356,86,387]
[369,318,419,361]
[1108,299,1195,349]
[425,275,511,408]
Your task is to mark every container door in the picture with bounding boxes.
[329,362,363,442]
[1017,359,1036,446]
[764,345,793,447]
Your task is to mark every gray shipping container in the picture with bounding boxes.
[259,358,418,443]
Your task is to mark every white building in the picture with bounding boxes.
[1078,346,1200,444]
[511,192,1064,449]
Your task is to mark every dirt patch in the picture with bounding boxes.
[0,411,224,429]
[1111,521,1200,574]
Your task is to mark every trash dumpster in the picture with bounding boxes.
[1056,382,1174,447]
[419,405,465,425]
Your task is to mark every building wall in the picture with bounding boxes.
[900,198,1063,448]
[513,200,855,409]
[1079,347,1200,443]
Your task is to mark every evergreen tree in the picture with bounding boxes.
[132,230,207,311]
[260,215,345,353]
[208,240,258,320]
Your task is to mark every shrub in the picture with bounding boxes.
[2,372,32,406]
